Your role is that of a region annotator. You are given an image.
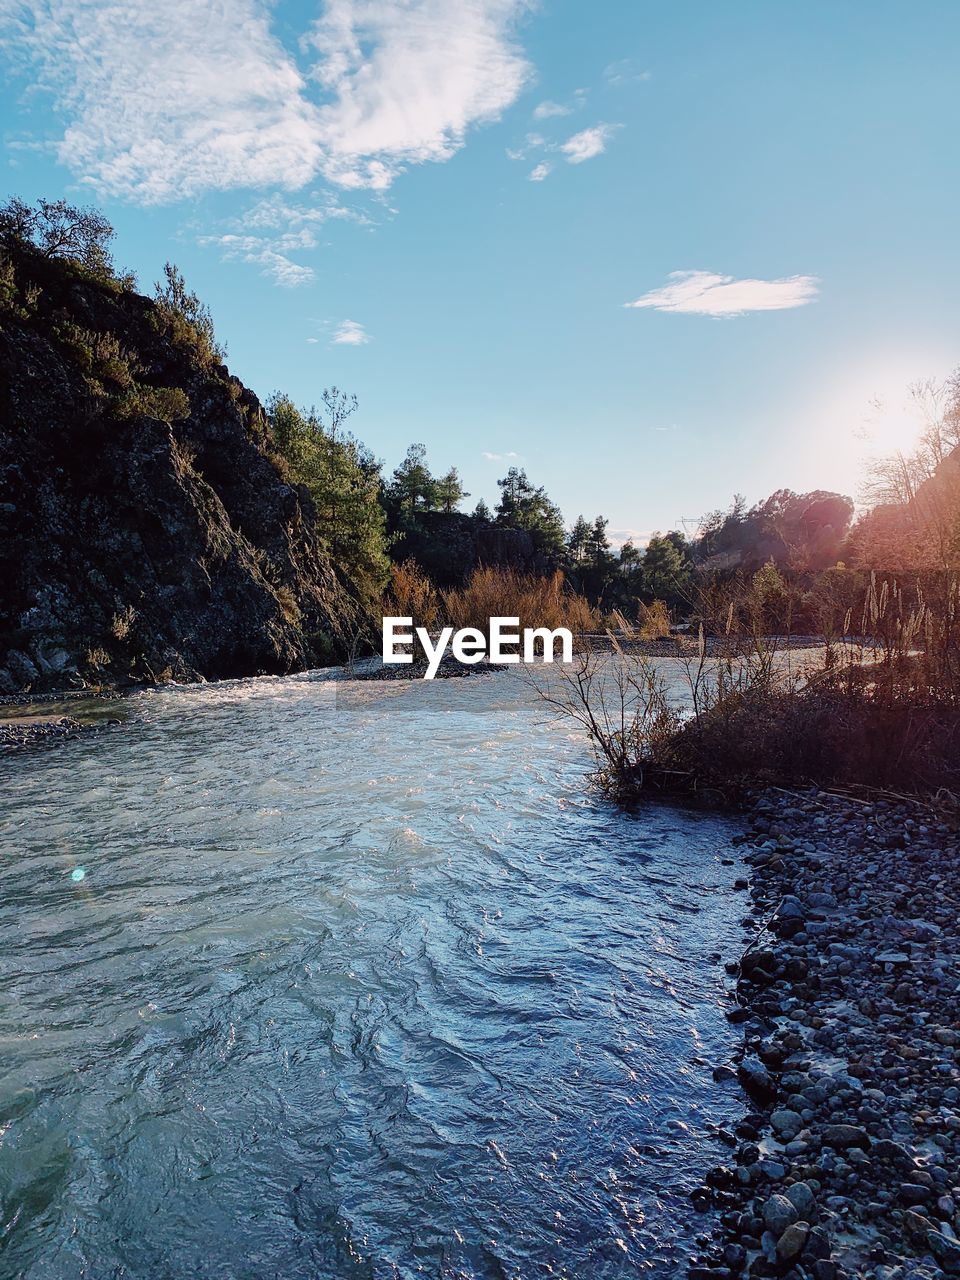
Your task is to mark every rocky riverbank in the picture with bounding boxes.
[692,789,960,1280]
[0,691,128,752]
[0,713,126,752]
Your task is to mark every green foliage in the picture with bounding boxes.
[154,262,225,364]
[567,514,617,603]
[112,385,191,422]
[0,253,46,318]
[435,466,468,513]
[494,466,566,557]
[0,254,16,310]
[0,197,117,282]
[695,488,854,571]
[387,443,440,517]
[750,560,790,632]
[567,515,593,563]
[49,320,186,421]
[641,533,691,606]
[267,391,390,602]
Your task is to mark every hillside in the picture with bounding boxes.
[0,241,360,694]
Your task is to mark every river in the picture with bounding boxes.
[0,664,745,1279]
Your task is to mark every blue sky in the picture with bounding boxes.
[2,0,958,545]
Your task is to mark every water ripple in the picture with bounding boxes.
[0,666,743,1278]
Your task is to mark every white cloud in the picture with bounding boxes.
[333,319,370,345]
[608,527,652,550]
[560,124,614,164]
[603,59,650,86]
[306,337,319,343]
[306,0,532,190]
[505,130,546,162]
[0,0,532,201]
[625,270,820,316]
[207,233,317,286]
[240,192,364,232]
[1,0,325,202]
[481,450,521,461]
[200,193,370,285]
[532,99,571,119]
[528,162,551,182]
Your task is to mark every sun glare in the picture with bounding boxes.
[810,356,950,498]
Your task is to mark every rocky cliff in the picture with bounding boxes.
[0,244,359,694]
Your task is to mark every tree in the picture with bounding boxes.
[693,489,852,573]
[388,444,439,518]
[0,197,116,277]
[154,263,224,360]
[567,515,592,563]
[615,541,645,608]
[266,391,389,602]
[318,385,359,440]
[435,466,468,513]
[494,467,566,557]
[750,561,790,633]
[473,498,493,522]
[573,515,616,604]
[642,533,690,605]
[857,374,960,573]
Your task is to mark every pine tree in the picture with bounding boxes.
[494,467,565,557]
[266,392,389,602]
[435,466,468,513]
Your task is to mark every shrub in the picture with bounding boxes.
[0,255,15,309]
[637,599,671,640]
[390,560,439,631]
[274,584,302,626]
[541,575,960,805]
[112,385,190,422]
[441,567,598,637]
[153,263,225,365]
[0,197,116,279]
[110,605,137,641]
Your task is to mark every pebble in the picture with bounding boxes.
[694,787,960,1279]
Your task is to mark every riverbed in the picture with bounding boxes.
[0,665,746,1278]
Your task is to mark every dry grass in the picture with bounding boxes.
[389,559,440,631]
[441,567,598,637]
[541,572,960,807]
[636,599,672,640]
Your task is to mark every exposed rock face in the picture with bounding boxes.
[0,245,357,693]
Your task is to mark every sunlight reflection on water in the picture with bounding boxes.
[0,663,746,1279]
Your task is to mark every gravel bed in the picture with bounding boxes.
[690,789,960,1280]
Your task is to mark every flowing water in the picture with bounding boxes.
[0,665,745,1279]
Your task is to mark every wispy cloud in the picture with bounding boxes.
[532,99,572,120]
[560,124,614,164]
[200,193,368,285]
[509,119,616,175]
[333,319,370,345]
[306,0,532,190]
[207,233,317,287]
[608,527,652,550]
[625,270,820,316]
[481,449,521,462]
[505,130,546,161]
[0,0,532,201]
[603,59,650,86]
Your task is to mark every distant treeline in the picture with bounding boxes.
[5,195,959,653]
